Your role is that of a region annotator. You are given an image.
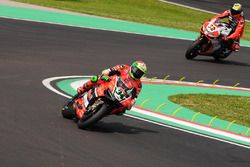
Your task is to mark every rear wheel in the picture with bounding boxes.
[185,39,202,60]
[213,50,232,61]
[77,104,109,129]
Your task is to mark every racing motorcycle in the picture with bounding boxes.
[185,19,233,60]
[61,75,136,129]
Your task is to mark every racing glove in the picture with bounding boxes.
[100,75,111,82]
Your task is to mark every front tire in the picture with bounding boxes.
[77,104,109,129]
[61,93,81,119]
[61,105,75,119]
[185,39,202,60]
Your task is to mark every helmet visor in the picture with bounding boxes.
[131,66,144,79]
[231,9,241,15]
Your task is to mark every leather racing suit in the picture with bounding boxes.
[77,64,142,115]
[212,10,245,51]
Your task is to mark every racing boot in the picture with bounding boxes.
[231,42,240,52]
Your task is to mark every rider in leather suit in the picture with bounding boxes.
[212,3,245,52]
[77,60,147,115]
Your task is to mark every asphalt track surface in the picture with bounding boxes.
[164,0,250,20]
[1,16,250,167]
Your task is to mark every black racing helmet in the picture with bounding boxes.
[230,3,243,16]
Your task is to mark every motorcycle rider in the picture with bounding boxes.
[76,60,147,116]
[211,3,245,52]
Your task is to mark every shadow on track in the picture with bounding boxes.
[85,121,159,134]
[192,59,250,67]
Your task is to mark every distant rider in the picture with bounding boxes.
[77,60,147,115]
[211,3,245,52]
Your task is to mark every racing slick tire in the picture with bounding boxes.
[213,51,232,61]
[77,104,109,129]
[185,39,201,60]
[61,105,75,119]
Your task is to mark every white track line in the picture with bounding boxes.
[0,15,196,42]
[1,12,249,48]
[124,114,250,149]
[42,76,250,149]
[143,78,250,92]
[160,0,250,22]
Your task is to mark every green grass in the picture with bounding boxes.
[15,0,250,41]
[169,94,250,127]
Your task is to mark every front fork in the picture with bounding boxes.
[197,35,210,52]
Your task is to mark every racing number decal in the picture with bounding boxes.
[207,24,216,32]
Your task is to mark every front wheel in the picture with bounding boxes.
[61,93,81,119]
[61,105,75,119]
[185,39,202,60]
[77,104,109,129]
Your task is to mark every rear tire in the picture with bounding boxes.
[185,39,202,60]
[77,104,109,129]
[213,51,232,61]
[213,55,222,61]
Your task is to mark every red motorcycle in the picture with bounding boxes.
[185,19,233,60]
[61,75,136,129]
